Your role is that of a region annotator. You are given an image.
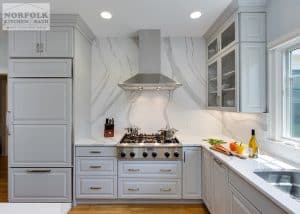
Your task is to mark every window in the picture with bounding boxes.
[284,47,300,139]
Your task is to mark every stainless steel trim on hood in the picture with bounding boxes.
[118,30,182,91]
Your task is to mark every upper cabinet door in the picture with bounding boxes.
[240,13,266,42]
[220,45,239,111]
[207,37,219,61]
[9,31,40,57]
[208,59,220,109]
[240,43,266,112]
[40,27,74,57]
[220,18,237,51]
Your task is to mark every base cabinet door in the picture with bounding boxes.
[230,187,261,214]
[183,147,202,199]
[212,157,230,214]
[9,168,71,202]
[202,149,212,211]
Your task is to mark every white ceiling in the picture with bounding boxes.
[0,0,232,37]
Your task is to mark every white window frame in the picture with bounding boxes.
[268,40,300,145]
[283,46,300,141]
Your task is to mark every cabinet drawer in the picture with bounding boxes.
[75,146,116,157]
[118,178,181,199]
[9,59,72,77]
[76,157,117,175]
[118,161,181,178]
[9,168,71,202]
[76,176,117,199]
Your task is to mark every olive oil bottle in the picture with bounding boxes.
[248,129,258,158]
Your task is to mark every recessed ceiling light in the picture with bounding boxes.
[190,11,202,19]
[100,11,112,19]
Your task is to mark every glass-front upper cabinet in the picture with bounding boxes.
[221,46,236,109]
[221,21,236,50]
[208,60,219,108]
[207,38,219,60]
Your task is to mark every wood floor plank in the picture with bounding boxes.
[69,204,209,214]
[0,156,8,202]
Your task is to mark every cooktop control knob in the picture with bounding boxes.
[143,152,148,158]
[165,152,170,158]
[120,152,126,158]
[174,151,180,158]
[152,152,157,158]
[130,152,135,158]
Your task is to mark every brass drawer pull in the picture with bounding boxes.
[89,165,102,169]
[160,169,172,172]
[128,168,140,172]
[90,187,102,190]
[26,169,51,173]
[128,188,139,191]
[160,188,172,192]
[90,151,101,154]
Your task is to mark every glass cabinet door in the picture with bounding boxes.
[221,48,236,108]
[221,22,235,50]
[208,38,218,60]
[208,61,219,107]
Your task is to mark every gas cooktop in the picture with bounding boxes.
[117,133,182,160]
[118,133,181,146]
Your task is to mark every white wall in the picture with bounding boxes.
[0,24,8,74]
[90,37,222,140]
[267,0,300,43]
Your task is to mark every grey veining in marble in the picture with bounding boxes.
[91,37,222,139]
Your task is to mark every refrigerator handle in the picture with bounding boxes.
[6,111,12,136]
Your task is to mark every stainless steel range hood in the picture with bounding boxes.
[118,30,182,91]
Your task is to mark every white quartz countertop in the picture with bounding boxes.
[75,134,300,213]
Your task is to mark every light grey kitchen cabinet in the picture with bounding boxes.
[239,13,266,42]
[75,146,118,200]
[182,147,202,199]
[9,168,72,202]
[118,178,182,199]
[202,149,212,211]
[9,27,73,57]
[207,59,220,108]
[9,124,71,167]
[9,58,72,78]
[118,160,182,199]
[40,27,73,57]
[8,31,40,57]
[76,176,117,199]
[8,78,72,124]
[212,157,230,214]
[119,161,181,179]
[76,157,117,176]
[229,186,261,214]
[239,43,266,112]
[206,11,266,112]
[229,170,287,214]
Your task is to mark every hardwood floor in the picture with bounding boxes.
[0,155,8,202]
[69,204,209,214]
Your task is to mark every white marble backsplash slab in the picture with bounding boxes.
[90,37,222,139]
